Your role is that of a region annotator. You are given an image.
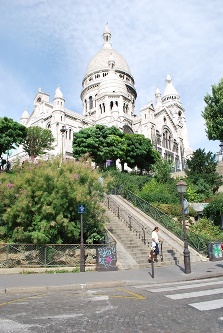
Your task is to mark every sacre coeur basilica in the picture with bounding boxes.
[18,24,192,171]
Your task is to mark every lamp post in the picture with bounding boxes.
[78,204,86,272]
[176,179,191,274]
[60,125,66,162]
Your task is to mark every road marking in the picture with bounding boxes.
[166,287,223,300]
[90,296,109,301]
[94,288,146,300]
[133,277,223,289]
[189,298,223,311]
[111,288,146,300]
[145,280,223,293]
[0,294,47,307]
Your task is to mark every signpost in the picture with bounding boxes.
[78,204,86,272]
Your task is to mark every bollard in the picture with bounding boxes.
[160,241,163,262]
[150,249,154,278]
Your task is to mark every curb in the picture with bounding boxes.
[1,273,223,295]
[0,281,127,295]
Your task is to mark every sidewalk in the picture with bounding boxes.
[0,260,223,295]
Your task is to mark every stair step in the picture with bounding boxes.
[104,195,203,270]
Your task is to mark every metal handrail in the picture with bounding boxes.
[110,186,211,255]
[107,195,147,245]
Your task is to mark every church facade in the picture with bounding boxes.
[19,25,192,171]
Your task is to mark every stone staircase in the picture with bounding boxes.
[104,194,206,270]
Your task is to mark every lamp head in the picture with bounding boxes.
[176,179,187,194]
[60,125,66,134]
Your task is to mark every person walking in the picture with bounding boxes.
[148,226,160,263]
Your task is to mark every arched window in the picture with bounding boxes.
[89,96,93,109]
[162,128,172,150]
[69,129,72,140]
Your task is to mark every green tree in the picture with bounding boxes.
[0,117,27,156]
[185,148,222,197]
[22,126,54,158]
[151,158,173,183]
[121,133,159,174]
[0,158,108,244]
[73,125,125,168]
[202,78,223,141]
[203,193,223,227]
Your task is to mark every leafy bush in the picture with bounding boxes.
[139,178,179,204]
[203,193,223,226]
[0,158,109,244]
[104,169,150,194]
[190,218,223,241]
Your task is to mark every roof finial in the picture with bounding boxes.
[103,24,112,49]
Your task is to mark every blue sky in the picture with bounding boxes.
[0,0,223,154]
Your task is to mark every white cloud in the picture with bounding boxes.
[0,0,223,153]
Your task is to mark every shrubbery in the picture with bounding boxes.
[0,158,109,244]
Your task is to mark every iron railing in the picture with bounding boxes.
[0,232,117,269]
[110,186,211,255]
[107,195,147,245]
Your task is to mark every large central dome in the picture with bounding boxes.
[85,24,131,77]
[85,48,131,76]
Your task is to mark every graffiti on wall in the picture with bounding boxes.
[97,245,117,271]
[209,242,223,261]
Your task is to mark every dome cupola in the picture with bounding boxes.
[162,74,180,104]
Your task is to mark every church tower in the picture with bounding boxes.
[81,24,137,134]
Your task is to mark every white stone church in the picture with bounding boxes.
[19,24,192,171]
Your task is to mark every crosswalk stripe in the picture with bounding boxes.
[145,280,223,293]
[133,277,222,289]
[189,298,223,311]
[166,287,223,300]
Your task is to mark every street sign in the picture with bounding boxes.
[78,204,86,214]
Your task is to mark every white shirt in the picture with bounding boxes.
[152,230,159,248]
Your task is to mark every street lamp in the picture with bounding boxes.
[176,179,191,274]
[60,125,66,161]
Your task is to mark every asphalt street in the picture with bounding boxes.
[1,276,223,332]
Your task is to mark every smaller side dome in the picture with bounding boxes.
[54,86,64,99]
[162,74,180,104]
[21,109,29,119]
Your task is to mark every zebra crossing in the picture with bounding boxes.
[132,277,223,313]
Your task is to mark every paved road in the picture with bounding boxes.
[1,277,223,332]
[1,260,223,295]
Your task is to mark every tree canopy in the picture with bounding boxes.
[150,157,173,183]
[0,117,27,156]
[121,133,159,174]
[203,193,223,227]
[73,125,158,172]
[73,125,126,168]
[202,78,223,141]
[22,126,55,158]
[185,148,222,198]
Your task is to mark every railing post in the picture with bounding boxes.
[107,197,110,209]
[117,206,120,218]
[142,227,146,245]
[44,246,47,267]
[7,244,9,268]
[128,215,132,231]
